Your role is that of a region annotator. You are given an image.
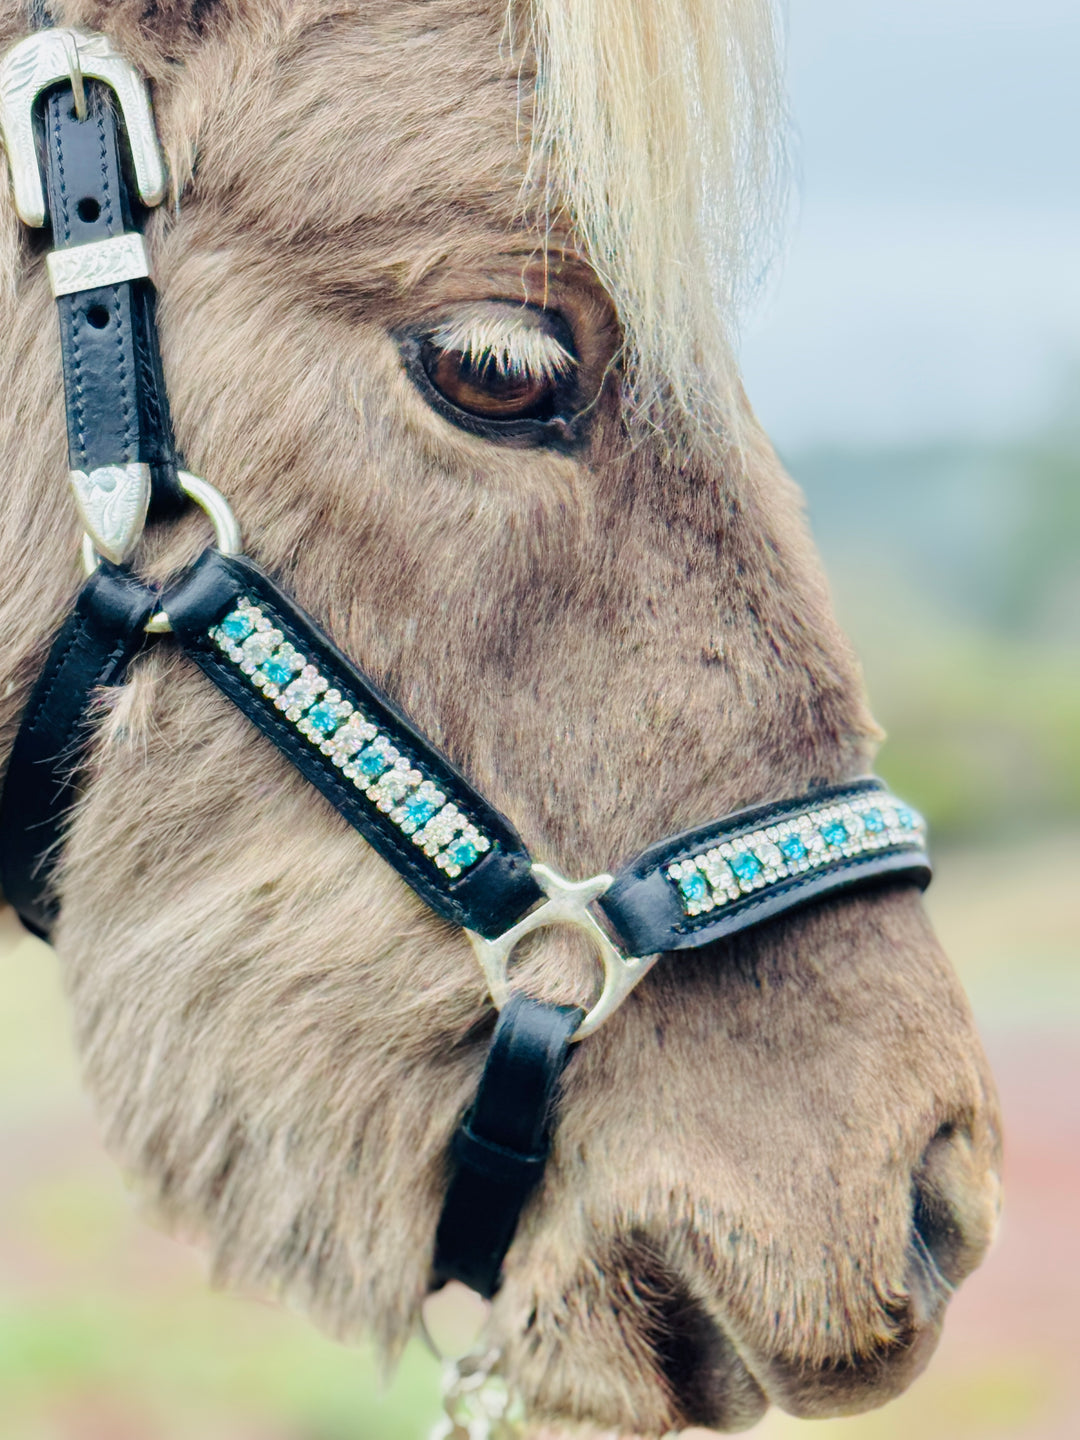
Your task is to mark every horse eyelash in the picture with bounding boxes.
[428,316,576,383]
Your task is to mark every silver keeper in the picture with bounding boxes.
[47,234,150,297]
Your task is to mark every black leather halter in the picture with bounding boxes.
[0,27,931,1302]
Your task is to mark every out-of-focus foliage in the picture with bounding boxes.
[791,388,1080,839]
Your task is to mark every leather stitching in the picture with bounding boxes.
[96,98,114,233]
[50,94,90,468]
[93,99,136,461]
[23,613,94,736]
[668,849,928,939]
[113,283,133,458]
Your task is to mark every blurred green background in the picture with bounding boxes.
[2,1,1078,1437]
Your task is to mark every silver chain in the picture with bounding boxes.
[429,1349,526,1440]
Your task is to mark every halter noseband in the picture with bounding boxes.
[0,24,930,1347]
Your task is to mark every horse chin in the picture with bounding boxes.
[509,1257,947,1435]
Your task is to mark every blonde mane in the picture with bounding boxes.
[524,0,789,443]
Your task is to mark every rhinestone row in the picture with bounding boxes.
[667,793,926,918]
[211,600,492,879]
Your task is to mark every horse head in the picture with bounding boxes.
[0,1,1001,1432]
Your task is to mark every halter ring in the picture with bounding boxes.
[465,863,658,1041]
[81,472,242,633]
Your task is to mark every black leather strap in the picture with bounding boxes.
[433,995,582,1298]
[162,550,544,939]
[599,779,931,956]
[41,79,183,515]
[0,564,157,936]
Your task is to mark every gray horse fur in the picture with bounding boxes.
[0,1,1000,1433]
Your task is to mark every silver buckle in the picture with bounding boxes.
[0,29,166,228]
[465,864,658,1041]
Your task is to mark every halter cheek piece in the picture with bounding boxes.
[0,29,931,1311]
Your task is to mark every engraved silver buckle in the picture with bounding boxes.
[0,28,167,228]
[465,864,658,1041]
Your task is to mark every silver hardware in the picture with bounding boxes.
[465,863,658,1042]
[420,1287,518,1440]
[430,1349,525,1440]
[81,472,242,633]
[70,463,151,565]
[47,233,150,297]
[0,29,166,228]
[58,29,86,122]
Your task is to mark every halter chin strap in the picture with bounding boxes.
[0,27,932,1305]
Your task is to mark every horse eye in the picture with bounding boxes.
[423,346,559,421]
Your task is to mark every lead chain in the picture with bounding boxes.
[430,1350,526,1440]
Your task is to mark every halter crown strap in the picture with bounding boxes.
[0,28,182,564]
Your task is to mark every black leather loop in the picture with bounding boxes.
[162,550,544,938]
[0,564,158,936]
[41,79,183,515]
[433,995,582,1298]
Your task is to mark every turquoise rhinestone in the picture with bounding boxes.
[218,609,255,643]
[820,820,849,847]
[779,834,807,862]
[307,700,347,735]
[328,719,370,761]
[896,807,915,829]
[730,852,762,885]
[402,793,440,828]
[863,808,885,833]
[677,870,708,904]
[260,649,303,687]
[357,744,391,779]
[445,837,479,870]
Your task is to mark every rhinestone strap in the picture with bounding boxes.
[211,599,493,879]
[666,789,926,918]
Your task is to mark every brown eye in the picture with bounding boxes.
[424,348,558,420]
[402,302,582,443]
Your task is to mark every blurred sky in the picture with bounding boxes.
[741,0,1080,449]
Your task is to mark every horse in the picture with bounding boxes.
[0,1,1001,1434]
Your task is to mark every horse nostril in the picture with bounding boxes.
[911,1120,1000,1293]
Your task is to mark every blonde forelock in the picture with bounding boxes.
[521,0,790,445]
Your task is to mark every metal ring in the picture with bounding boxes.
[81,472,241,633]
[465,864,659,1042]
